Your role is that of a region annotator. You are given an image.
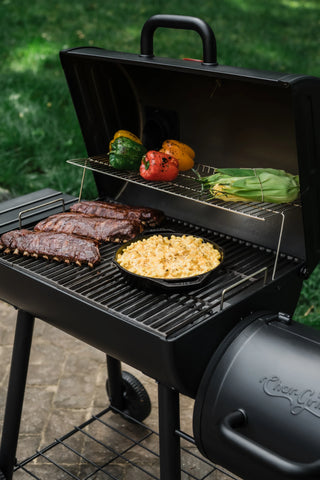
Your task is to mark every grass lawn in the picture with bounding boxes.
[0,0,320,325]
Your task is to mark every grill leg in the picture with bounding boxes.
[0,310,35,480]
[106,355,125,410]
[158,383,181,480]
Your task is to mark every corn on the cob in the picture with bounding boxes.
[197,168,300,204]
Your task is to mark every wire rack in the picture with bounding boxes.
[14,406,239,480]
[67,155,300,222]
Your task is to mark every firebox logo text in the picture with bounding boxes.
[259,375,320,418]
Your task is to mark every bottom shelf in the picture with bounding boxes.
[12,406,239,480]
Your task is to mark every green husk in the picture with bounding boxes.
[196,168,300,204]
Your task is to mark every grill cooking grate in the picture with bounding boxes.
[0,218,300,338]
[14,406,239,480]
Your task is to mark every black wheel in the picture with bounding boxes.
[106,371,151,422]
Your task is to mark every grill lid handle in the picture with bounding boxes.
[220,410,320,478]
[140,14,217,66]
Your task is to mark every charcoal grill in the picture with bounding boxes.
[0,14,320,480]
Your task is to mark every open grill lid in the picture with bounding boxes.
[59,14,320,275]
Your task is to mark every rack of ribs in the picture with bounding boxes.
[70,200,164,226]
[34,212,143,242]
[0,230,100,267]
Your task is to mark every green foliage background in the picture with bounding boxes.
[0,0,319,325]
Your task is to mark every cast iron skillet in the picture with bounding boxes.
[113,231,224,292]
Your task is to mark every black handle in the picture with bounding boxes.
[220,410,320,478]
[140,14,217,66]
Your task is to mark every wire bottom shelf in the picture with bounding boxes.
[12,406,239,480]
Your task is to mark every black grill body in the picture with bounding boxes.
[0,189,304,397]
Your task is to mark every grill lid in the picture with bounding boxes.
[59,14,320,274]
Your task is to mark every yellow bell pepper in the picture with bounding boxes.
[160,139,195,171]
[109,130,142,151]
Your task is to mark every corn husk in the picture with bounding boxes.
[197,168,300,204]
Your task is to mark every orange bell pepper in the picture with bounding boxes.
[160,140,195,171]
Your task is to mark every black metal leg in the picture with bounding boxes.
[106,355,124,410]
[158,382,181,480]
[0,310,35,480]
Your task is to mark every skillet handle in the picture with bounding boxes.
[140,14,217,66]
[220,410,320,478]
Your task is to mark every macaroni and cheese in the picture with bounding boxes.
[116,234,221,279]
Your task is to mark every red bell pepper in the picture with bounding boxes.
[140,151,179,181]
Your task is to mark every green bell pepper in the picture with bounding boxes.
[109,136,146,171]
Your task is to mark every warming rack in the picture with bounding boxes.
[67,156,301,222]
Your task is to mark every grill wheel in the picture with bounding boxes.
[106,371,151,422]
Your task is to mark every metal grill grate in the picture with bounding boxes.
[14,406,240,480]
[0,219,300,338]
[67,156,301,221]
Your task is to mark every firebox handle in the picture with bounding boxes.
[140,14,218,66]
[220,409,320,477]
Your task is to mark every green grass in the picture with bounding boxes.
[293,270,320,328]
[1,0,319,197]
[0,0,320,326]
